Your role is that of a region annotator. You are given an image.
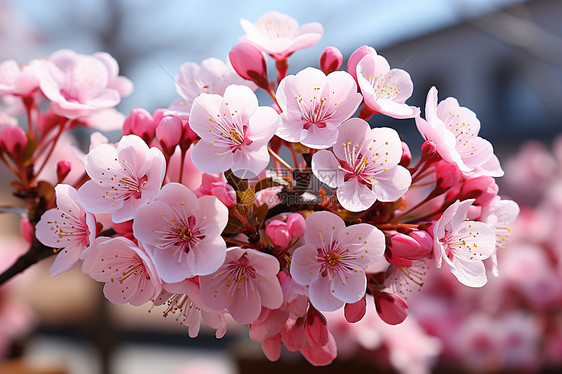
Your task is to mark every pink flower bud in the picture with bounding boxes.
[229,43,269,89]
[433,160,461,190]
[195,174,236,208]
[347,45,376,82]
[56,160,72,183]
[286,213,306,238]
[281,317,306,351]
[20,217,33,244]
[374,290,408,325]
[388,230,433,260]
[305,309,329,347]
[0,125,27,156]
[344,297,366,323]
[421,140,438,159]
[459,176,499,207]
[400,141,412,167]
[301,333,337,366]
[152,108,167,125]
[265,220,292,248]
[319,46,342,75]
[181,120,198,147]
[123,108,155,144]
[156,115,182,151]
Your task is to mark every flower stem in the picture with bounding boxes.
[268,147,293,173]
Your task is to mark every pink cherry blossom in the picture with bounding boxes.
[40,51,125,119]
[199,247,283,325]
[168,57,253,118]
[77,134,166,223]
[239,11,323,60]
[35,184,96,276]
[276,67,362,149]
[133,182,228,283]
[433,199,496,287]
[356,53,419,119]
[416,87,504,177]
[480,196,519,276]
[189,84,279,179]
[84,237,161,306]
[0,58,41,97]
[312,118,412,212]
[154,278,227,338]
[290,211,385,311]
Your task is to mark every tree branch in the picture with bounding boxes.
[0,240,54,286]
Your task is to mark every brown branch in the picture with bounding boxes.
[0,240,54,286]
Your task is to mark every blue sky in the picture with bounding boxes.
[6,0,525,113]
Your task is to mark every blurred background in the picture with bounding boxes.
[0,0,561,373]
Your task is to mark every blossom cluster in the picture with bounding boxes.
[0,11,518,366]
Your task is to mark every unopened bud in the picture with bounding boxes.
[400,141,412,167]
[347,45,376,82]
[265,220,292,248]
[156,115,182,152]
[0,125,27,156]
[286,213,306,238]
[388,230,433,260]
[459,176,499,207]
[56,160,72,183]
[123,108,155,144]
[305,309,329,347]
[319,46,342,75]
[374,290,408,325]
[344,297,366,323]
[229,43,269,89]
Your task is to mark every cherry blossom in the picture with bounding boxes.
[199,247,283,325]
[276,67,362,149]
[168,57,253,118]
[312,118,411,211]
[433,199,496,287]
[84,237,161,306]
[416,87,504,177]
[239,11,324,60]
[133,182,228,283]
[0,58,41,97]
[189,84,279,179]
[77,134,166,223]
[290,211,385,311]
[153,278,227,338]
[35,184,96,276]
[480,196,520,276]
[356,53,419,119]
[39,51,127,119]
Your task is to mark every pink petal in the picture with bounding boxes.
[49,244,83,276]
[309,275,345,312]
[290,244,320,286]
[227,279,262,325]
[337,178,378,212]
[336,223,385,266]
[222,84,258,123]
[304,211,345,249]
[247,106,279,144]
[311,150,342,188]
[191,140,234,174]
[450,256,488,287]
[372,166,411,202]
[191,236,227,276]
[189,93,223,138]
[332,268,367,304]
[332,118,372,161]
[231,144,270,179]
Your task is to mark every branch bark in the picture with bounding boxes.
[0,240,54,286]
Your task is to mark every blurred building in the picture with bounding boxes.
[372,0,562,155]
